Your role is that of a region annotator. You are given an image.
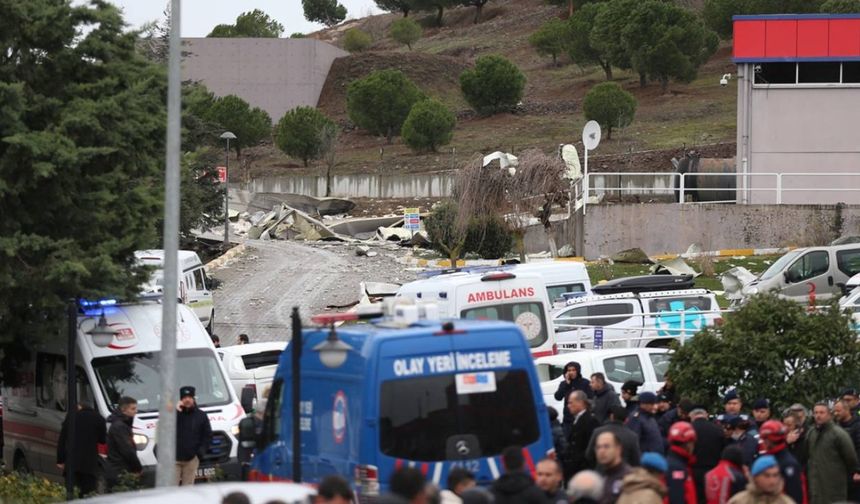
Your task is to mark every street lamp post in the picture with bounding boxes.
[66,301,116,499]
[220,131,236,248]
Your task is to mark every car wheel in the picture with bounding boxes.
[13,451,30,474]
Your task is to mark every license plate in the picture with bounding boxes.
[196,467,216,480]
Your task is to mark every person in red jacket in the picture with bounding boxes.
[705,445,748,504]
[666,421,698,504]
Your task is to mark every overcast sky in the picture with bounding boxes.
[106,0,381,37]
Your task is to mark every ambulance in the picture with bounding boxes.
[242,309,554,500]
[135,250,215,333]
[2,298,246,487]
[395,270,558,357]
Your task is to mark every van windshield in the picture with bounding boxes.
[379,370,540,461]
[92,348,232,412]
[759,250,802,280]
[461,302,548,348]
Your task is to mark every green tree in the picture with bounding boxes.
[465,215,513,259]
[401,99,456,153]
[622,1,718,92]
[668,294,860,413]
[582,82,637,140]
[205,95,272,157]
[703,0,748,39]
[821,0,860,12]
[0,1,166,351]
[207,9,284,38]
[414,0,456,26]
[274,107,336,167]
[343,28,373,52]
[529,18,569,66]
[302,0,348,27]
[460,55,526,115]
[460,0,493,24]
[375,0,416,16]
[347,70,425,143]
[567,2,614,79]
[390,18,423,50]
[291,32,307,38]
[179,148,225,246]
[425,201,469,262]
[591,0,638,78]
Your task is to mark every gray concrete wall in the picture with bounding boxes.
[181,38,347,122]
[579,203,860,259]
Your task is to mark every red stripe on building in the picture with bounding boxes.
[734,15,860,61]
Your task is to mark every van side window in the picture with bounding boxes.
[648,297,712,314]
[786,251,829,283]
[536,364,566,382]
[603,355,645,384]
[837,249,860,277]
[36,353,68,412]
[193,269,206,291]
[649,353,671,382]
[260,379,284,451]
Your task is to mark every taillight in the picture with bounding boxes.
[355,465,380,496]
[552,343,558,355]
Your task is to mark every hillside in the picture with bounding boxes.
[251,0,738,178]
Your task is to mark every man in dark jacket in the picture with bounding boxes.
[536,458,568,504]
[555,361,594,436]
[490,446,547,504]
[595,431,632,504]
[626,392,663,454]
[57,401,106,496]
[805,401,858,504]
[843,388,860,419]
[106,396,142,487]
[565,390,601,481]
[659,398,693,440]
[621,381,641,416]
[724,415,759,466]
[691,407,725,503]
[587,406,641,467]
[590,373,621,424]
[548,406,567,463]
[175,385,213,486]
[835,399,860,501]
[759,420,804,504]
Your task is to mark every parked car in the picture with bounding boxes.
[218,342,286,409]
[535,348,672,414]
[553,287,721,350]
[742,244,860,303]
[78,482,314,504]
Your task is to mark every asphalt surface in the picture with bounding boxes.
[210,240,416,344]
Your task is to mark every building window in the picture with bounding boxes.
[844,62,860,83]
[754,63,796,84]
[798,62,841,83]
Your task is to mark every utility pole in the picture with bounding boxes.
[155,0,182,488]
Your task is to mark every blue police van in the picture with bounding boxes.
[241,311,554,500]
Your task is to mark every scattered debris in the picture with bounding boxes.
[558,244,575,258]
[720,266,757,302]
[253,203,347,242]
[611,248,652,264]
[650,257,699,277]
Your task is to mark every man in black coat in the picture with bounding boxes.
[659,399,693,441]
[564,390,601,481]
[57,401,106,496]
[555,361,594,436]
[175,385,213,486]
[690,407,726,504]
[590,372,621,424]
[626,392,664,454]
[490,446,547,504]
[106,396,142,487]
[586,406,641,467]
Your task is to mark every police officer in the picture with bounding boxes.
[843,388,860,418]
[666,422,697,504]
[723,415,759,466]
[759,420,803,504]
[626,392,663,454]
[175,386,212,486]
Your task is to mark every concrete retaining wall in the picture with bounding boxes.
[579,203,860,259]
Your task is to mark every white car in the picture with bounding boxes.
[78,482,315,503]
[534,348,671,414]
[218,342,286,409]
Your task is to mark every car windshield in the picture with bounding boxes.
[379,370,540,461]
[759,250,802,280]
[92,348,231,412]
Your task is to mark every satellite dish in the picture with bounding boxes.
[582,121,602,151]
[561,144,582,180]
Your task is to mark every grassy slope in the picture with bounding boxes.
[254,0,738,177]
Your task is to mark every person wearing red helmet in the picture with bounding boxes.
[759,420,804,504]
[667,421,698,504]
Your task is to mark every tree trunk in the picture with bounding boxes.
[547,229,559,258]
[407,42,412,50]
[515,232,526,263]
[552,53,557,66]
[325,164,332,197]
[602,63,613,81]
[403,8,409,17]
[436,6,444,26]
[303,157,308,168]
[569,0,574,17]
[639,72,647,88]
[474,4,483,24]
[386,126,393,144]
[661,77,669,94]
[606,126,612,140]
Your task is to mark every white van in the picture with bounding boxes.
[507,261,592,308]
[534,348,671,414]
[2,299,245,486]
[553,289,721,349]
[135,250,215,333]
[217,342,285,408]
[396,270,558,357]
[742,244,860,303]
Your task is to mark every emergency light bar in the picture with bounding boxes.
[78,298,118,308]
[311,304,385,325]
[481,272,516,282]
[417,264,515,278]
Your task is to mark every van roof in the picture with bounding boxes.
[399,270,544,291]
[508,261,588,277]
[562,288,714,307]
[535,347,671,365]
[135,249,202,269]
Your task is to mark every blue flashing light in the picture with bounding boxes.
[79,298,118,308]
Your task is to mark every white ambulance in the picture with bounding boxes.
[395,270,558,357]
[2,298,246,487]
[506,262,593,308]
[135,250,215,333]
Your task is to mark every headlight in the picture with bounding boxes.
[231,425,241,437]
[133,433,149,450]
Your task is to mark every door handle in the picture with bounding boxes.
[829,276,834,286]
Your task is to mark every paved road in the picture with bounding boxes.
[210,240,414,344]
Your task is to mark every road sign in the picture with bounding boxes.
[404,207,421,231]
[594,327,604,349]
[216,166,227,183]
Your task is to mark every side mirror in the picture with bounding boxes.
[237,416,257,465]
[240,386,256,413]
[208,277,223,290]
[783,270,793,283]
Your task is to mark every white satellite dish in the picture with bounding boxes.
[582,120,602,151]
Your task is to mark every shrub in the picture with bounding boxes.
[347,70,425,143]
[390,18,423,49]
[425,201,513,260]
[460,55,526,115]
[466,214,514,259]
[401,99,456,153]
[0,473,65,503]
[528,18,569,65]
[343,28,372,52]
[425,200,467,262]
[582,82,636,140]
[274,107,336,167]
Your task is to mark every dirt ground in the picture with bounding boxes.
[209,240,417,344]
